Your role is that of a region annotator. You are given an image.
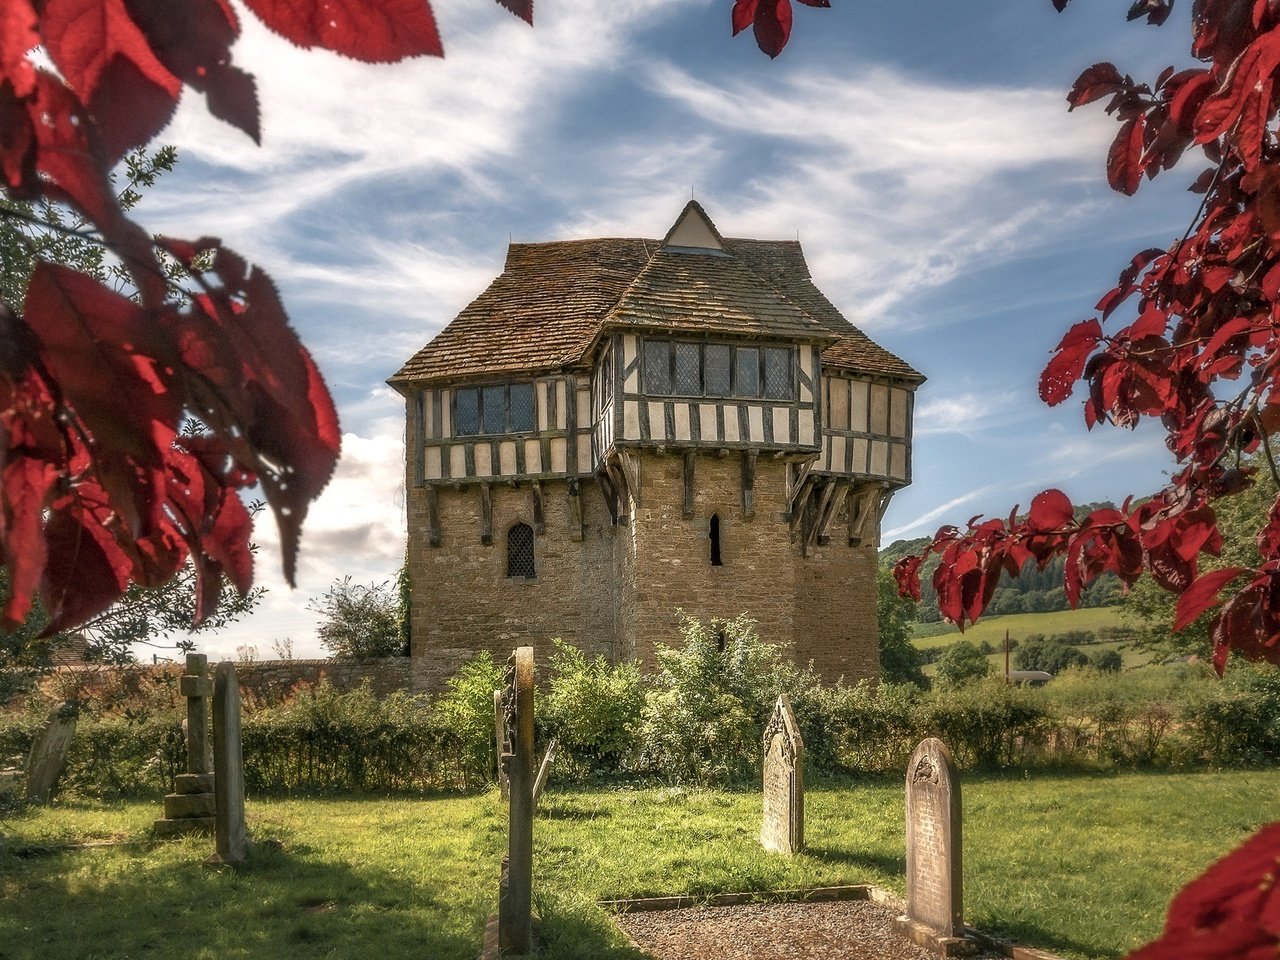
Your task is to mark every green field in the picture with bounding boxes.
[912,607,1128,650]
[3,771,1278,959]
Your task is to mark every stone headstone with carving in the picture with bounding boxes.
[156,654,217,837]
[205,661,247,868]
[498,646,535,954]
[760,693,804,855]
[904,737,963,938]
[24,704,77,803]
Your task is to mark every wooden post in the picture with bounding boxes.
[741,450,757,518]
[682,450,696,518]
[498,647,535,954]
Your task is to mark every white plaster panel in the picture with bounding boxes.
[425,447,442,480]
[524,440,541,474]
[474,443,492,477]
[798,409,815,446]
[870,383,890,436]
[648,401,666,440]
[748,406,764,442]
[576,436,593,474]
[723,411,740,443]
[449,445,466,478]
[891,388,910,438]
[851,437,869,473]
[772,407,789,444]
[624,401,641,440]
[674,404,691,441]
[871,440,889,476]
[499,441,517,475]
[577,385,590,429]
[623,336,640,393]
[551,438,567,474]
[441,389,452,438]
[555,381,567,430]
[829,377,849,431]
[890,442,907,480]
[700,404,718,441]
[537,381,549,432]
[850,380,869,433]
[831,435,847,473]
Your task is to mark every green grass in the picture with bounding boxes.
[913,607,1129,650]
[3,771,1279,959]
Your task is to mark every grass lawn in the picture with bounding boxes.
[3,770,1278,960]
[913,608,1128,649]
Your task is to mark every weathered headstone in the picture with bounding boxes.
[902,737,964,941]
[760,694,804,855]
[498,646,534,954]
[204,661,247,868]
[24,704,77,802]
[532,738,557,808]
[494,688,509,801]
[156,654,216,836]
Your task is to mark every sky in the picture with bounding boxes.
[130,0,1203,659]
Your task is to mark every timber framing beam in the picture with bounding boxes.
[741,450,757,518]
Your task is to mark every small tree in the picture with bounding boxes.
[308,577,401,660]
[877,568,927,687]
[1015,638,1089,675]
[934,640,992,689]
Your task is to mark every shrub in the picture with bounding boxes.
[638,616,814,785]
[541,640,643,775]
[432,652,505,788]
[1090,649,1123,673]
[1015,638,1089,674]
[918,678,1047,768]
[934,640,991,688]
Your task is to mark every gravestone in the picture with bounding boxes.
[760,693,804,854]
[155,654,216,836]
[204,661,247,868]
[498,646,534,954]
[533,738,557,808]
[24,704,77,802]
[902,737,963,941]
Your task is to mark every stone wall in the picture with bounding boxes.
[406,448,882,687]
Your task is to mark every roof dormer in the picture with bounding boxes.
[661,200,729,254]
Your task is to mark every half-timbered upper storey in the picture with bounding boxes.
[389,202,924,491]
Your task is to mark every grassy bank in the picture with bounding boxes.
[3,770,1278,959]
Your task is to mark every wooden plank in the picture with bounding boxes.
[606,460,630,517]
[565,376,577,472]
[618,449,641,508]
[682,450,695,518]
[816,480,850,547]
[810,480,838,548]
[741,449,757,518]
[426,484,441,548]
[788,459,815,515]
[596,470,619,526]
[790,477,815,537]
[531,481,544,535]
[480,484,493,545]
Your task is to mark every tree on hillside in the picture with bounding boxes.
[876,567,927,687]
[309,577,402,660]
[933,639,992,689]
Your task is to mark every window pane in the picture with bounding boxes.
[644,340,672,394]
[455,388,479,436]
[509,383,535,432]
[704,344,731,396]
[764,347,793,399]
[482,385,505,434]
[673,342,701,395]
[507,523,536,579]
[735,347,760,397]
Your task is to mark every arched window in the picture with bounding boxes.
[710,513,723,567]
[507,523,536,579]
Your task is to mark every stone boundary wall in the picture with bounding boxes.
[46,656,458,704]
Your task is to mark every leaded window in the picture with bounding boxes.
[643,340,671,394]
[704,344,731,395]
[641,339,796,400]
[453,383,537,437]
[507,523,536,579]
[734,347,760,397]
[763,347,792,399]
[674,342,702,395]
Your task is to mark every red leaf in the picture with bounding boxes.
[1039,318,1102,405]
[1028,489,1074,532]
[752,0,793,59]
[240,0,444,61]
[1175,566,1245,631]
[1069,63,1125,109]
[732,0,757,36]
[1108,115,1147,195]
[0,452,58,629]
[795,0,830,6]
[1195,31,1280,145]
[39,506,133,634]
[0,0,39,97]
[493,0,534,24]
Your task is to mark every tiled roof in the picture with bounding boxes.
[390,223,923,387]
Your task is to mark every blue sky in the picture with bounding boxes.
[133,0,1203,658]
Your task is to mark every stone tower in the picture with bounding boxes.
[388,202,923,684]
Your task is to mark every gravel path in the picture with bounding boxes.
[616,899,1002,960]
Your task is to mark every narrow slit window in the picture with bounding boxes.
[710,513,723,567]
[507,523,536,579]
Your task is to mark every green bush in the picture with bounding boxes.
[541,640,643,776]
[431,652,505,788]
[638,616,814,785]
[934,640,992,688]
[918,678,1047,768]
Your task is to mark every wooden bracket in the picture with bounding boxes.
[480,484,493,546]
[741,450,757,518]
[596,470,619,526]
[426,485,441,548]
[617,449,641,508]
[567,478,583,542]
[808,479,838,549]
[531,481,545,536]
[682,450,696,518]
[815,480,850,547]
